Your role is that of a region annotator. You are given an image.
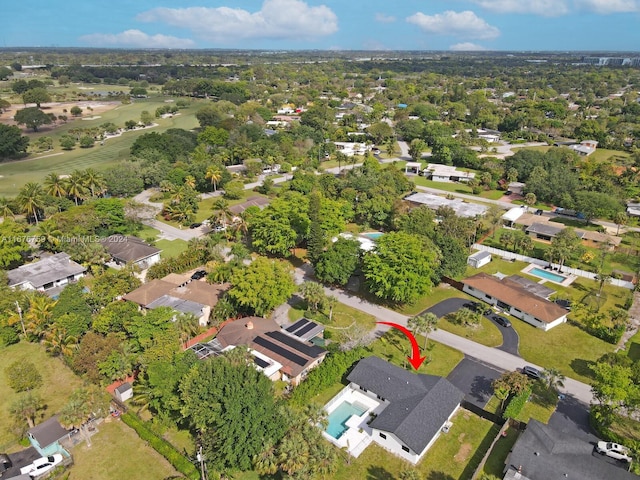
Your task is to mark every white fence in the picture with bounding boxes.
[471,244,635,290]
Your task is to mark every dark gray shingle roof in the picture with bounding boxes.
[100,235,160,263]
[7,253,85,289]
[347,356,464,453]
[507,420,637,480]
[27,416,70,448]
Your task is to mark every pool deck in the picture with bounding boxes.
[521,263,577,287]
[321,386,384,458]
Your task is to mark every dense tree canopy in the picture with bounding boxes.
[0,124,29,160]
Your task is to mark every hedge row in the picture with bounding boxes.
[289,348,366,406]
[503,387,532,420]
[121,412,200,480]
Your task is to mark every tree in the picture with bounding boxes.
[22,88,51,108]
[573,191,623,225]
[524,192,537,211]
[362,231,439,304]
[5,360,42,392]
[228,257,296,317]
[0,220,27,267]
[492,371,530,397]
[60,387,110,447]
[82,168,106,198]
[205,165,222,192]
[543,368,565,392]
[366,122,394,144]
[59,135,76,150]
[79,135,95,148]
[10,392,44,430]
[180,356,287,471]
[614,212,628,236]
[14,107,52,132]
[299,281,326,312]
[0,124,29,159]
[549,228,582,268]
[70,105,83,117]
[408,312,438,349]
[16,182,45,224]
[399,469,423,480]
[314,237,361,285]
[307,191,326,264]
[66,170,89,205]
[408,138,427,161]
[140,110,154,126]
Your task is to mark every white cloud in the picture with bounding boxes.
[577,0,640,13]
[470,0,569,16]
[406,11,500,40]
[137,0,338,42]
[79,30,195,48]
[450,42,488,51]
[375,13,396,23]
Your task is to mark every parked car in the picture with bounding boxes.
[463,301,482,312]
[189,222,202,229]
[535,209,544,215]
[0,453,12,475]
[521,365,541,380]
[191,270,207,280]
[596,441,632,462]
[491,314,512,328]
[20,454,63,477]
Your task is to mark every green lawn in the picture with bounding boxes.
[156,239,189,258]
[67,419,179,480]
[0,342,84,450]
[332,409,498,480]
[0,98,203,197]
[399,283,469,316]
[439,315,503,348]
[482,427,520,478]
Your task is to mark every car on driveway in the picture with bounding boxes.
[463,301,483,312]
[190,270,206,280]
[522,365,541,380]
[491,314,511,327]
[595,441,632,462]
[0,453,12,475]
[20,454,63,477]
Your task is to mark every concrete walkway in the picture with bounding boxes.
[294,263,595,404]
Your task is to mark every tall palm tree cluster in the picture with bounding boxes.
[161,177,200,224]
[3,169,107,224]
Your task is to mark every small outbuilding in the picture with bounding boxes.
[114,382,133,403]
[467,251,492,268]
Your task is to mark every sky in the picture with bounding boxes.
[3,0,640,52]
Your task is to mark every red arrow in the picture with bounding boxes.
[376,321,427,370]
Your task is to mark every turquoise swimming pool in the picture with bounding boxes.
[529,267,567,283]
[325,401,367,439]
[361,232,384,240]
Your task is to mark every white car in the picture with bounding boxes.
[596,441,632,462]
[20,454,64,477]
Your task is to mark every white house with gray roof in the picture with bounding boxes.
[322,356,464,464]
[7,253,85,293]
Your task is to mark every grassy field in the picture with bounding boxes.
[439,315,503,348]
[156,239,189,258]
[0,97,203,197]
[482,427,520,478]
[399,283,469,316]
[0,342,83,450]
[67,419,179,480]
[331,409,498,480]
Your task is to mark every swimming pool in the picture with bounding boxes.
[325,401,367,439]
[361,232,384,240]
[529,267,568,283]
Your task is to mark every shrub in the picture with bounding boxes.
[503,387,532,420]
[121,412,200,480]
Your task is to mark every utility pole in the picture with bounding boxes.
[15,301,26,336]
[197,445,207,480]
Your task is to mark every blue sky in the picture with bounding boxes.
[3,0,640,51]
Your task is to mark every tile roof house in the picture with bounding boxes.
[341,356,464,464]
[228,196,271,216]
[215,317,327,385]
[27,416,71,456]
[404,192,488,218]
[100,235,161,269]
[7,253,85,294]
[123,276,228,326]
[504,419,636,480]
[462,273,568,330]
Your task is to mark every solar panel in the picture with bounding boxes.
[253,336,308,366]
[253,356,270,368]
[265,331,325,357]
[295,322,317,337]
[286,318,309,333]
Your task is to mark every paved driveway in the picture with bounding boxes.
[423,298,520,356]
[446,357,502,408]
[3,447,39,478]
[548,394,599,443]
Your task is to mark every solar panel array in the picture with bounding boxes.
[253,356,270,368]
[265,331,325,357]
[296,322,317,337]
[253,336,308,366]
[286,318,309,333]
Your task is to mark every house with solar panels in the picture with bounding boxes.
[210,317,327,385]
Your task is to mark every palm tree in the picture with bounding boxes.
[60,387,109,448]
[205,166,222,192]
[184,175,196,189]
[43,172,67,198]
[43,325,78,357]
[66,170,88,205]
[0,197,15,219]
[614,211,628,236]
[326,295,338,323]
[36,221,62,252]
[16,182,45,224]
[253,444,278,475]
[175,312,200,348]
[159,180,175,193]
[542,368,565,392]
[10,392,44,430]
[524,192,537,212]
[24,294,55,339]
[82,168,106,197]
[408,312,438,349]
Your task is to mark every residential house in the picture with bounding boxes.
[502,206,526,227]
[324,356,464,464]
[7,253,85,295]
[504,419,636,480]
[215,317,327,385]
[627,202,640,217]
[27,416,71,456]
[462,273,568,330]
[123,274,228,326]
[284,318,325,342]
[422,164,475,183]
[467,251,492,268]
[568,140,598,156]
[100,235,161,270]
[404,192,488,218]
[507,182,526,195]
[524,221,619,249]
[334,141,369,157]
[228,196,271,217]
